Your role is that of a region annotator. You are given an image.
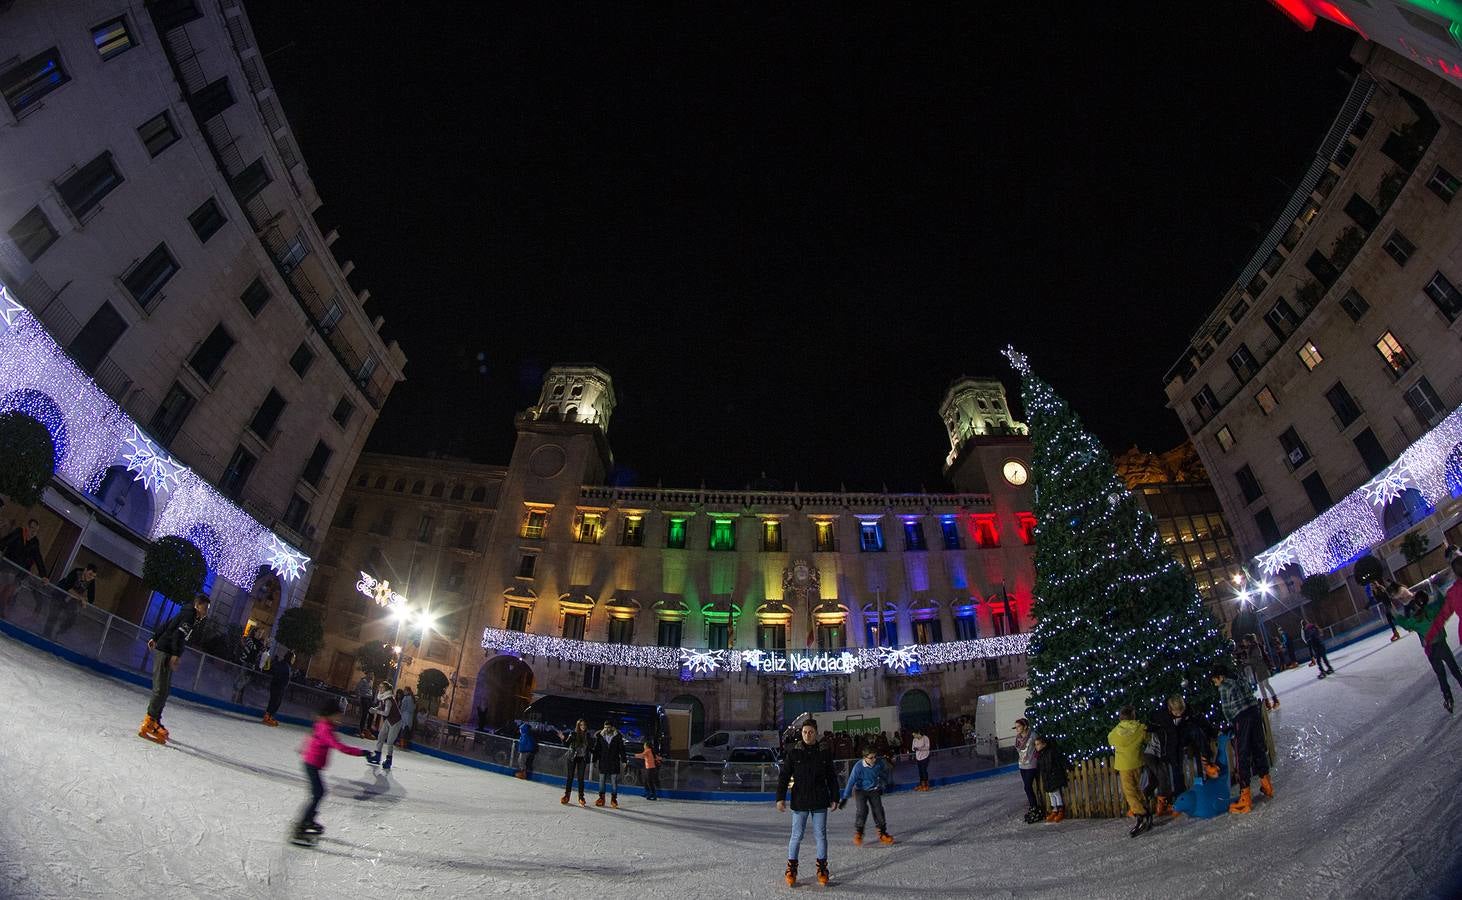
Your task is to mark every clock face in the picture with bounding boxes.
[1003,460,1029,486]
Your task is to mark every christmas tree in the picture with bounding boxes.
[1004,346,1230,760]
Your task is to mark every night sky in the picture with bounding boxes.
[245,4,1356,491]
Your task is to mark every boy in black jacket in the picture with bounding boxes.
[139,593,210,744]
[776,719,839,886]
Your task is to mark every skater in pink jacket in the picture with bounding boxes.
[295,698,365,842]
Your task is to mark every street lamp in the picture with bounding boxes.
[357,572,434,692]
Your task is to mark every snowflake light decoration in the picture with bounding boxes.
[0,282,25,327]
[122,425,187,494]
[679,648,728,674]
[1254,539,1296,576]
[1358,458,1412,508]
[264,535,309,582]
[875,645,920,670]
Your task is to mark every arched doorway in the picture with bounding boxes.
[473,654,535,730]
[89,465,155,536]
[899,688,934,730]
[1382,489,1430,538]
[669,693,706,746]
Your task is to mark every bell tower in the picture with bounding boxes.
[531,364,617,433]
[938,377,1027,471]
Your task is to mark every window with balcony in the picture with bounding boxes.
[282,494,310,531]
[1404,378,1446,429]
[301,441,331,488]
[1301,472,1333,514]
[1255,385,1278,415]
[1339,288,1369,322]
[762,520,783,552]
[186,324,234,383]
[1193,385,1219,421]
[1353,427,1391,476]
[240,276,270,317]
[814,520,837,552]
[121,243,178,309]
[954,613,978,641]
[1297,341,1323,371]
[1262,298,1300,341]
[516,555,536,579]
[971,515,1000,548]
[1216,426,1236,452]
[710,519,736,551]
[248,389,286,440]
[58,152,122,219]
[137,111,179,157]
[1427,165,1459,202]
[8,206,58,263]
[816,623,843,650]
[1382,230,1415,266]
[707,622,730,650]
[219,445,256,499]
[858,521,885,552]
[189,76,234,121]
[608,617,634,645]
[656,619,682,647]
[561,613,586,641]
[66,302,126,373]
[913,618,943,645]
[865,619,898,647]
[1324,382,1361,427]
[1375,331,1413,377]
[521,509,547,540]
[898,521,924,551]
[1423,271,1462,321]
[940,518,960,550]
[621,515,644,547]
[91,16,136,60]
[506,606,529,632]
[146,382,195,446]
[1279,427,1311,469]
[1227,343,1260,382]
[756,623,787,650]
[1,47,69,114]
[574,511,603,544]
[1235,465,1263,504]
[666,517,686,549]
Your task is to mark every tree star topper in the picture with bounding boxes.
[1003,345,1030,376]
[122,425,187,493]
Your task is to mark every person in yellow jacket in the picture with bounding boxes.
[1108,705,1153,837]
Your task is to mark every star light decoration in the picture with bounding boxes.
[874,645,920,670]
[0,282,26,327]
[121,425,187,494]
[264,535,309,582]
[1254,405,1462,576]
[1003,344,1031,376]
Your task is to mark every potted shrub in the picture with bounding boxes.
[0,411,55,507]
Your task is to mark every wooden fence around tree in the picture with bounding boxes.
[1035,706,1276,819]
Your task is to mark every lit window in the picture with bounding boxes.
[621,515,644,547]
[1297,341,1323,371]
[574,511,603,545]
[762,520,783,552]
[92,16,136,60]
[666,517,687,549]
[1015,513,1037,546]
[562,613,586,640]
[858,521,885,552]
[814,521,836,552]
[710,519,736,551]
[903,520,927,551]
[1255,386,1278,415]
[1375,331,1413,376]
[1,47,69,114]
[506,606,529,632]
[1216,426,1235,452]
[970,515,1000,549]
[940,518,961,550]
[521,509,547,540]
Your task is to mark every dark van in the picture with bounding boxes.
[520,695,668,751]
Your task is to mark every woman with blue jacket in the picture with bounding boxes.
[839,748,895,845]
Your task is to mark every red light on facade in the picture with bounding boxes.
[967,513,1000,549]
[1015,512,1037,546]
[1267,0,1318,30]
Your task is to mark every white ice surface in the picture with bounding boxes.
[1,629,1459,899]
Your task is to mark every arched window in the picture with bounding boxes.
[543,406,561,421]
[451,484,465,501]
[356,472,369,487]
[570,384,583,398]
[393,478,406,492]
[430,482,444,498]
[564,406,578,422]
[552,383,565,399]
[471,485,487,502]
[410,480,424,495]
[374,476,387,489]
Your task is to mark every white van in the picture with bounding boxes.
[690,729,780,762]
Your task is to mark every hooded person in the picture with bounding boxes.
[515,722,538,779]
[592,721,627,808]
[1107,705,1151,836]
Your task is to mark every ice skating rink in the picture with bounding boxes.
[1,628,1459,899]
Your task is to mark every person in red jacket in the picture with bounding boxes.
[294,697,366,844]
[1424,557,1462,650]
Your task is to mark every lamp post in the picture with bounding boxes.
[358,572,435,694]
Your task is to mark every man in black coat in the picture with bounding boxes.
[263,651,293,726]
[1149,694,1215,816]
[0,518,48,615]
[776,719,839,887]
[139,593,210,744]
[592,721,627,808]
[43,563,95,639]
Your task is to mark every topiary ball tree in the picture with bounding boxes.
[416,668,450,716]
[144,536,208,605]
[0,411,56,507]
[356,641,397,684]
[276,606,324,659]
